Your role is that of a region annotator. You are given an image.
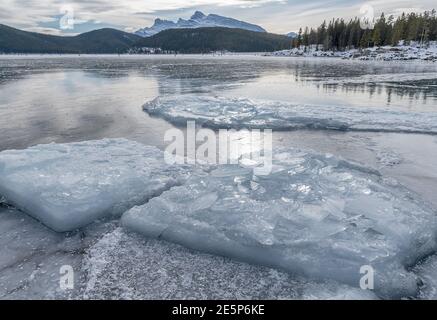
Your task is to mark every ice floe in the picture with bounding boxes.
[143,95,437,134]
[0,139,191,232]
[122,148,437,298]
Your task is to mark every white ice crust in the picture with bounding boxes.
[82,227,379,300]
[143,95,437,134]
[413,254,437,300]
[122,148,437,298]
[0,139,190,232]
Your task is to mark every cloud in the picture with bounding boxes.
[0,0,435,35]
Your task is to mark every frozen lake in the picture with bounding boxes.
[1,55,437,299]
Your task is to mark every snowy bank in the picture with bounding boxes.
[268,42,437,62]
[143,95,437,134]
[122,148,437,298]
[0,139,191,232]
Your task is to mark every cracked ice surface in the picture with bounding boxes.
[81,228,378,300]
[0,206,377,300]
[122,149,437,298]
[143,96,437,134]
[412,254,437,300]
[0,205,117,299]
[0,139,191,232]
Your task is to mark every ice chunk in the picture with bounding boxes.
[0,139,191,232]
[144,96,437,134]
[82,228,378,300]
[122,148,437,298]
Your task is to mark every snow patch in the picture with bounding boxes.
[268,43,437,62]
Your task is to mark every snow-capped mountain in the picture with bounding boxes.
[135,11,266,37]
[286,32,298,38]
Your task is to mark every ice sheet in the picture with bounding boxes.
[0,139,191,232]
[122,148,437,298]
[143,96,437,134]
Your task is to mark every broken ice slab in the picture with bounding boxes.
[0,139,191,232]
[143,95,437,134]
[122,148,437,298]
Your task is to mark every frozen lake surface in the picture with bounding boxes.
[1,55,437,299]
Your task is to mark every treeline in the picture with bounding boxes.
[293,9,437,51]
[0,24,142,54]
[136,27,292,53]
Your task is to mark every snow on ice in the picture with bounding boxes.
[122,148,437,298]
[143,95,437,134]
[412,254,437,300]
[82,227,378,300]
[0,139,191,232]
[0,205,120,299]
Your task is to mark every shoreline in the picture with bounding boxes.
[1,51,436,63]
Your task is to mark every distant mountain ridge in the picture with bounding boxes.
[0,24,291,54]
[0,24,141,53]
[135,11,266,37]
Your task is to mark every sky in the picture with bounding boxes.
[0,0,435,35]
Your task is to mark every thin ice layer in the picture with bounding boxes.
[0,139,191,232]
[0,205,117,299]
[122,149,437,298]
[320,73,437,86]
[144,96,437,134]
[82,228,378,300]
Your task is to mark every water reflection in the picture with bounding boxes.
[1,55,437,150]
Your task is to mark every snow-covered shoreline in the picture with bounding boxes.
[268,42,437,62]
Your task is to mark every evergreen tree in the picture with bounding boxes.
[291,9,437,50]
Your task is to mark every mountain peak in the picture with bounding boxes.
[135,11,266,37]
[152,18,175,28]
[191,11,206,20]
